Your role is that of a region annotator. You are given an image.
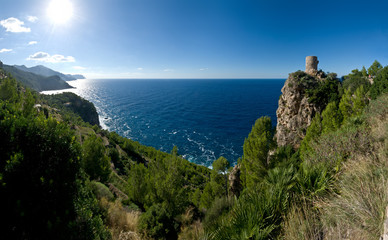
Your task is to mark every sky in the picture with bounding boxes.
[0,0,387,79]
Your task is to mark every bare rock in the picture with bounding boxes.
[228,164,241,197]
[275,71,322,149]
[382,206,388,240]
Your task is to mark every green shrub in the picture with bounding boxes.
[200,183,214,209]
[82,134,111,182]
[203,196,235,232]
[291,71,318,89]
[0,76,19,102]
[321,102,342,134]
[296,161,333,200]
[342,68,371,93]
[138,203,178,239]
[207,182,290,240]
[0,113,80,239]
[370,66,388,99]
[241,116,275,188]
[300,113,322,158]
[306,73,342,106]
[90,181,114,200]
[72,178,112,240]
[368,60,383,77]
[43,92,100,126]
[270,145,296,167]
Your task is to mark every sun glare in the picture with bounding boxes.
[47,0,73,24]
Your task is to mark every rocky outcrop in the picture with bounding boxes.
[0,62,8,80]
[0,71,6,80]
[382,206,388,240]
[67,94,100,126]
[275,71,322,149]
[228,164,241,197]
[43,92,100,126]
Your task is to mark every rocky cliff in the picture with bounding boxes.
[275,71,322,149]
[228,164,241,197]
[43,92,100,126]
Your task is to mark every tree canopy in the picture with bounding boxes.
[241,116,275,188]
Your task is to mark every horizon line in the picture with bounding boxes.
[80,77,289,80]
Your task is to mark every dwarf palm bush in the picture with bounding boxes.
[296,161,334,200]
[207,165,296,240]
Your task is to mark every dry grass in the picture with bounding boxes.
[304,125,372,169]
[100,198,142,240]
[178,206,205,240]
[319,94,388,240]
[283,93,388,240]
[116,230,142,240]
[282,202,323,240]
[178,220,204,240]
[320,154,388,240]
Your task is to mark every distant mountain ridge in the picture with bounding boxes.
[2,64,73,92]
[13,65,85,81]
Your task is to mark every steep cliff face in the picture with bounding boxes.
[43,92,100,126]
[275,71,322,148]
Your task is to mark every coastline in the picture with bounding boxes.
[40,80,110,131]
[40,78,284,167]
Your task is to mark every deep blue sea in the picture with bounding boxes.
[43,79,285,167]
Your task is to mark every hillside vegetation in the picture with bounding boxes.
[13,64,85,81]
[42,92,100,126]
[2,64,73,91]
[0,61,387,240]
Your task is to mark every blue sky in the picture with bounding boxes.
[0,0,387,78]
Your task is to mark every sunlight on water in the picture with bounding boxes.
[42,78,285,166]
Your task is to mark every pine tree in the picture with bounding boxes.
[200,183,214,209]
[210,157,230,197]
[370,66,388,99]
[22,89,35,116]
[339,89,353,123]
[361,66,368,77]
[352,85,367,116]
[128,163,149,210]
[321,102,342,134]
[368,60,383,77]
[241,116,275,189]
[300,113,322,157]
[0,77,18,102]
[339,86,368,123]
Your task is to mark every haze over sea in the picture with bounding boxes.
[43,79,285,167]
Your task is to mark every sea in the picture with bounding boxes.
[42,78,286,167]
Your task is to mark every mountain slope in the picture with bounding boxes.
[3,65,73,91]
[14,65,85,81]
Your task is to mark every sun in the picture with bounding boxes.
[47,0,73,24]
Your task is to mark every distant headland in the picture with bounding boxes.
[0,60,84,92]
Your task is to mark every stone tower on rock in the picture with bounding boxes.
[275,56,323,149]
[305,56,319,75]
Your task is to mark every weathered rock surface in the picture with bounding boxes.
[228,164,241,197]
[275,71,321,149]
[382,206,388,240]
